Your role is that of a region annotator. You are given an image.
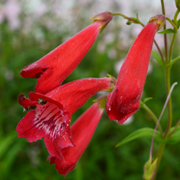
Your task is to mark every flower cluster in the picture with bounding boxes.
[16,12,165,176]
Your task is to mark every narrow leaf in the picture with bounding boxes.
[151,50,164,66]
[116,126,180,148]
[116,128,165,147]
[158,28,175,34]
[177,19,180,29]
[0,133,16,159]
[169,55,180,67]
[143,97,153,103]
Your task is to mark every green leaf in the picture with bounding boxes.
[169,55,180,67]
[151,50,164,66]
[158,28,175,34]
[116,126,180,148]
[0,133,16,159]
[143,97,153,103]
[0,140,24,178]
[177,19,180,29]
[116,128,165,147]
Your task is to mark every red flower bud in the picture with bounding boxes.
[106,15,165,124]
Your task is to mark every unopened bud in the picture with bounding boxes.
[143,157,158,180]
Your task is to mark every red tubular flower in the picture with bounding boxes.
[48,102,103,176]
[20,12,113,94]
[16,77,113,159]
[106,15,165,125]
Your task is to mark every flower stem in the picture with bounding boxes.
[140,101,163,135]
[161,0,168,61]
[149,82,177,159]
[112,12,165,62]
[168,119,180,137]
[152,143,165,180]
[151,82,177,180]
[153,40,165,63]
[164,67,172,136]
[167,10,179,62]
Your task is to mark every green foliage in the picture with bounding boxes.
[158,28,175,34]
[116,128,162,147]
[116,126,180,148]
[143,157,158,180]
[177,19,180,29]
[151,50,164,66]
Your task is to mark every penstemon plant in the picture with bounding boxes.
[113,1,180,179]
[16,0,180,179]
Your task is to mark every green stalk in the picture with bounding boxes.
[167,10,179,62]
[152,1,177,179]
[161,0,168,61]
[164,67,172,136]
[112,12,165,62]
[152,144,165,180]
[140,102,163,135]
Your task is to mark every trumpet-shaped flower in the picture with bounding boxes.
[106,14,165,124]
[20,12,113,94]
[16,78,113,159]
[48,102,104,176]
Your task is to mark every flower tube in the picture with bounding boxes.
[106,15,165,124]
[20,12,113,94]
[16,77,113,159]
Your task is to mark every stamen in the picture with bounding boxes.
[35,73,43,78]
[38,98,47,105]
[23,105,36,112]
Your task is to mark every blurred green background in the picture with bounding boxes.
[0,0,180,179]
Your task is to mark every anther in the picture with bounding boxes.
[38,98,47,105]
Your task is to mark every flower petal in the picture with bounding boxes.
[30,77,113,115]
[44,110,74,159]
[21,22,102,94]
[16,110,45,142]
[49,103,103,176]
[18,93,37,108]
[17,97,74,158]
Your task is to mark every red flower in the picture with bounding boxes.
[48,102,103,176]
[106,15,165,124]
[16,78,113,159]
[20,12,113,94]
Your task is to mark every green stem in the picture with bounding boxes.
[113,12,165,62]
[151,81,178,180]
[167,56,180,67]
[168,119,180,137]
[164,67,172,136]
[165,17,177,30]
[152,57,173,180]
[174,9,180,25]
[140,102,163,135]
[167,10,179,62]
[161,0,168,61]
[153,40,165,63]
[168,32,177,62]
[152,143,165,180]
